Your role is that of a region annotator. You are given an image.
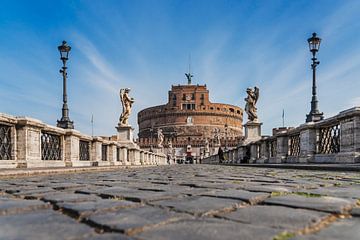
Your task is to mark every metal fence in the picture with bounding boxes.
[0,124,11,160]
[289,134,301,156]
[116,147,120,161]
[269,139,277,158]
[318,124,340,154]
[79,140,90,161]
[41,132,61,160]
[102,144,107,161]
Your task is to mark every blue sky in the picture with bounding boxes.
[0,0,360,137]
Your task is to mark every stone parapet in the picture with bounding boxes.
[202,106,360,165]
[0,113,166,169]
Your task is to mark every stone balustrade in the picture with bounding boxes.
[0,113,166,169]
[202,107,360,164]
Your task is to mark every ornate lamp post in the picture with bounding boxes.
[57,41,74,129]
[306,33,324,123]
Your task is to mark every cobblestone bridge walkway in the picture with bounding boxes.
[1,165,360,240]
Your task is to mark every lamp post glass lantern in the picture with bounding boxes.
[306,33,324,123]
[57,40,74,129]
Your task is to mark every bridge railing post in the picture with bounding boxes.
[330,107,359,163]
[91,137,103,166]
[0,114,18,168]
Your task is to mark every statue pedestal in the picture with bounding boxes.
[116,125,137,148]
[211,143,221,155]
[153,147,164,154]
[244,121,262,143]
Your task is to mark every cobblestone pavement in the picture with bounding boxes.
[0,165,360,240]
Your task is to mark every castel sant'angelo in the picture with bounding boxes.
[137,73,244,160]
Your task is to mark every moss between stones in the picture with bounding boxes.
[294,192,322,198]
[270,192,288,197]
[333,182,342,187]
[273,231,295,240]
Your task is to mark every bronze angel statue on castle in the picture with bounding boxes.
[245,86,259,122]
[119,88,135,126]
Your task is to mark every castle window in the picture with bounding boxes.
[182,104,195,110]
[237,110,240,114]
[191,93,195,100]
[229,108,234,113]
[182,94,186,100]
[172,94,176,106]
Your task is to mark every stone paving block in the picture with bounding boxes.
[2,165,360,240]
[297,185,360,199]
[42,192,101,203]
[291,218,360,240]
[152,196,244,216]
[241,184,293,193]
[75,186,112,195]
[249,178,283,184]
[218,205,328,230]
[194,182,246,190]
[86,206,190,233]
[0,209,94,240]
[58,199,141,217]
[5,186,55,194]
[264,194,356,214]
[83,233,135,239]
[201,189,270,204]
[142,185,217,197]
[135,217,280,240]
[10,187,58,199]
[97,187,182,202]
[50,183,87,190]
[0,197,51,215]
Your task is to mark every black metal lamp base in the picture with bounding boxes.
[306,112,324,123]
[57,119,74,129]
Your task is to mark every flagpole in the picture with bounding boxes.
[91,114,94,137]
[282,109,285,128]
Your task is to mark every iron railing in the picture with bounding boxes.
[116,147,120,161]
[41,132,61,160]
[0,124,12,160]
[289,134,301,156]
[269,139,277,158]
[258,144,262,158]
[102,145,107,161]
[79,140,90,161]
[318,124,340,154]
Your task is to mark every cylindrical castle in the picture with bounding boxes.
[137,83,244,159]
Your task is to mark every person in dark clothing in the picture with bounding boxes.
[218,147,224,163]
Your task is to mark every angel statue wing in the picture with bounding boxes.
[254,86,259,105]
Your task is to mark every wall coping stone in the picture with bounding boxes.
[16,117,46,129]
[0,114,17,124]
